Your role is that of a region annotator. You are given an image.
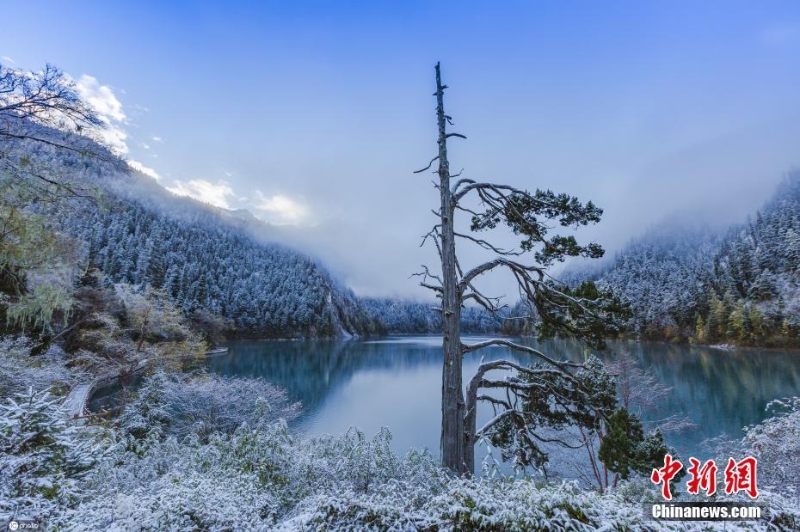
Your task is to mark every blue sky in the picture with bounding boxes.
[3,1,800,298]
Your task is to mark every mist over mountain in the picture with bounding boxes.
[55,170,385,339]
[0,116,379,339]
[565,172,800,346]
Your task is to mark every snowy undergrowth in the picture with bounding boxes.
[742,397,800,498]
[0,388,110,523]
[2,385,799,531]
[0,336,86,396]
[120,370,302,442]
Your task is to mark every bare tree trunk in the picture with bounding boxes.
[435,62,467,475]
[464,371,479,474]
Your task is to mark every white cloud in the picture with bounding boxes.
[75,75,128,155]
[128,160,161,181]
[253,191,309,225]
[1,56,14,64]
[222,168,233,177]
[73,73,168,183]
[76,75,125,122]
[152,136,163,142]
[166,179,235,209]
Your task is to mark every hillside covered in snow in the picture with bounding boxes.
[566,173,800,346]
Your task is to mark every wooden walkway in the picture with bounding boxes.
[63,383,92,418]
[61,348,225,419]
[62,359,150,419]
[206,347,229,357]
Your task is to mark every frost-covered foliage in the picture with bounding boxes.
[58,279,208,377]
[4,264,76,333]
[0,171,83,337]
[741,397,800,497]
[0,387,107,523]
[1,65,122,337]
[120,371,301,441]
[0,335,85,396]
[2,385,798,531]
[57,426,800,531]
[293,474,794,532]
[568,172,800,346]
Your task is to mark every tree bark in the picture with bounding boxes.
[435,62,467,475]
[464,369,480,474]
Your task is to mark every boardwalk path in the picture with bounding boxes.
[63,383,92,418]
[59,349,227,419]
[61,359,150,419]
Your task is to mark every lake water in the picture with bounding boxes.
[206,336,800,477]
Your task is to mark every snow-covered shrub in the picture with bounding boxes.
[0,387,107,523]
[57,420,799,531]
[742,397,800,497]
[4,383,799,530]
[55,424,441,530]
[120,370,301,441]
[57,429,286,530]
[0,335,83,396]
[290,471,800,532]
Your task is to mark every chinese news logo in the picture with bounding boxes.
[651,454,758,500]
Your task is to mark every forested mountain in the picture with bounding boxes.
[54,181,506,338]
[48,176,383,339]
[361,298,501,334]
[0,114,382,339]
[569,173,800,346]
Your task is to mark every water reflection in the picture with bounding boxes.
[208,337,800,472]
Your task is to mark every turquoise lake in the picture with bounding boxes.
[204,336,800,478]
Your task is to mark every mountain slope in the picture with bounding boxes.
[50,174,382,339]
[570,172,800,346]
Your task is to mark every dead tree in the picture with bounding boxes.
[415,63,627,475]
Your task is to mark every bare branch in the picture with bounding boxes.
[413,156,439,174]
[461,340,584,370]
[451,178,475,195]
[454,231,522,256]
[410,265,444,294]
[458,257,544,294]
[420,225,444,263]
[462,290,505,314]
[454,181,541,204]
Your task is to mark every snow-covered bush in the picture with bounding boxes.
[120,370,301,441]
[55,424,445,530]
[742,397,800,497]
[3,383,799,530]
[0,387,107,523]
[57,421,800,531]
[0,335,83,396]
[295,475,800,531]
